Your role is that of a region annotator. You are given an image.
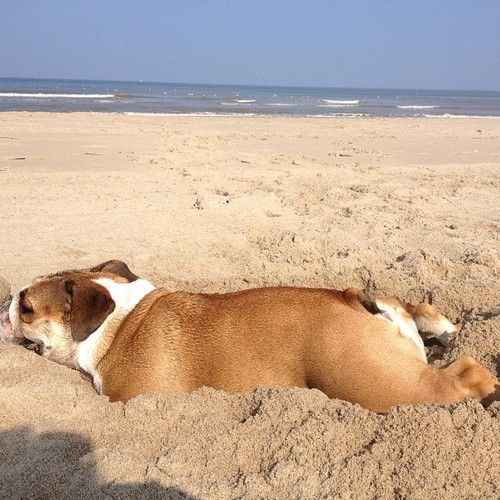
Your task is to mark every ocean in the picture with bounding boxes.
[1,78,499,118]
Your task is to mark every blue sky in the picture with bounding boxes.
[1,1,499,90]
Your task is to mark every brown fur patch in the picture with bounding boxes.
[66,280,115,342]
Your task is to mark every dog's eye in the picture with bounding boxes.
[19,301,34,315]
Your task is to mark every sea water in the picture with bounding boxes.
[1,78,499,118]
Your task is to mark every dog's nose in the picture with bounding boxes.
[0,299,12,333]
[0,294,12,308]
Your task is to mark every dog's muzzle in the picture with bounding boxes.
[0,297,43,353]
[0,296,13,340]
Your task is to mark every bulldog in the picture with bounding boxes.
[0,260,498,412]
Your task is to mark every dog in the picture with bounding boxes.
[0,260,498,412]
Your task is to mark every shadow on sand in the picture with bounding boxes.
[0,427,195,499]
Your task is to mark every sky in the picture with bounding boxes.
[1,1,499,90]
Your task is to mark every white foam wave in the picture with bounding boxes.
[122,111,369,119]
[322,99,359,105]
[123,112,258,117]
[122,112,498,120]
[306,113,367,118]
[220,99,257,105]
[268,102,294,107]
[0,92,114,99]
[319,104,358,108]
[397,105,439,109]
[422,113,500,119]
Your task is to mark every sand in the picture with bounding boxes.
[0,112,499,498]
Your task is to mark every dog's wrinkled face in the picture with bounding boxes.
[0,260,138,368]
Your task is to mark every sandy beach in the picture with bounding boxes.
[0,112,499,498]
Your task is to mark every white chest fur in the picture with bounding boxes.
[75,278,156,392]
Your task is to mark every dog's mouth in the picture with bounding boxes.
[4,333,44,355]
[0,303,44,355]
[1,328,44,355]
[19,337,44,355]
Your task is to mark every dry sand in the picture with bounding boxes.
[0,112,499,498]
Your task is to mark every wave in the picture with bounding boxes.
[0,92,115,99]
[268,102,294,107]
[121,111,499,119]
[319,104,358,108]
[122,111,369,118]
[306,113,367,118]
[220,99,257,105]
[123,111,258,117]
[422,113,500,119]
[397,105,439,109]
[322,99,359,105]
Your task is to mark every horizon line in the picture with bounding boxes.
[0,76,499,94]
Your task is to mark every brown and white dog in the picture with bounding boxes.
[0,260,498,412]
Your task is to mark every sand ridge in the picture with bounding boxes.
[0,113,499,498]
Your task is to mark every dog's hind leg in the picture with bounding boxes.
[309,323,498,411]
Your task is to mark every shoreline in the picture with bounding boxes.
[1,110,500,119]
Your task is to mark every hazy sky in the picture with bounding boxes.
[1,1,499,90]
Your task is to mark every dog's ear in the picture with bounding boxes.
[89,260,139,282]
[65,279,115,342]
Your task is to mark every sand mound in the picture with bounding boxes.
[1,355,499,499]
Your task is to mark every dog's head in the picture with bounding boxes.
[0,260,139,368]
